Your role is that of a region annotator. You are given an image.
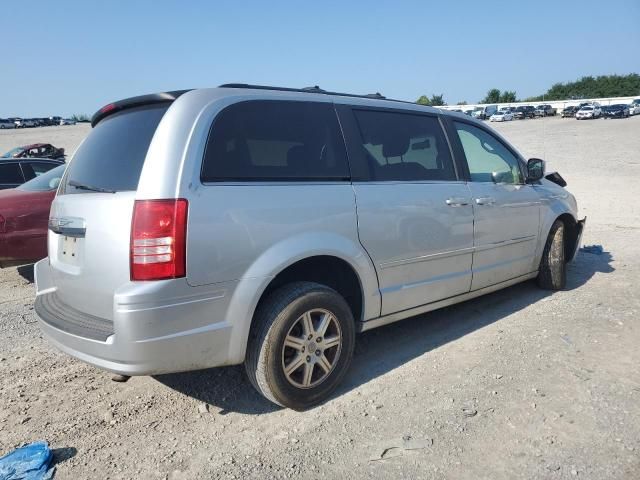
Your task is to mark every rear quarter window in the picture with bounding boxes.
[201,100,349,182]
[61,104,168,194]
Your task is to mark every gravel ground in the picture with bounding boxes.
[1,116,639,479]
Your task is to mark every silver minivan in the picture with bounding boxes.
[35,84,585,409]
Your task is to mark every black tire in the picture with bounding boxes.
[537,220,566,290]
[245,282,356,410]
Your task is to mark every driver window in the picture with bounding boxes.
[454,122,523,184]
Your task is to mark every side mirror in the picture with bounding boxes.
[526,158,545,182]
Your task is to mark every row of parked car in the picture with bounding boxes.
[560,101,640,119]
[451,98,640,122]
[0,117,78,129]
[451,104,558,121]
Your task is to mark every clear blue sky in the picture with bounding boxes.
[3,0,639,117]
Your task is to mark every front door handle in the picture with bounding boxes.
[475,197,496,205]
[446,197,470,207]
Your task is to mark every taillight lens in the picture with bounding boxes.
[130,199,188,281]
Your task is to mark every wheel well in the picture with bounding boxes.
[258,256,363,322]
[556,213,579,261]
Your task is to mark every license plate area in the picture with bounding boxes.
[59,235,82,266]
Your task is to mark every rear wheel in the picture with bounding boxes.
[537,220,566,290]
[245,282,356,410]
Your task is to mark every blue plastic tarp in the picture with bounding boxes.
[0,442,54,480]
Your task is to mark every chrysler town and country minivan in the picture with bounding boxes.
[34,84,585,410]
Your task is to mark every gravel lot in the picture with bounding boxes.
[1,116,639,479]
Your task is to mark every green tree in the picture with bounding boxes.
[71,113,90,122]
[540,74,640,100]
[499,91,517,103]
[480,88,501,104]
[429,94,446,106]
[416,94,446,106]
[456,100,468,105]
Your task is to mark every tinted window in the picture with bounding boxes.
[353,110,456,181]
[21,161,58,181]
[454,122,523,184]
[18,164,65,191]
[0,163,24,184]
[202,101,349,181]
[62,104,168,193]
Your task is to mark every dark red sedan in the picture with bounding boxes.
[0,164,65,267]
[1,143,65,160]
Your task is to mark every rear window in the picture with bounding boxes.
[201,100,349,182]
[18,164,65,191]
[21,161,58,181]
[0,163,24,185]
[61,104,168,194]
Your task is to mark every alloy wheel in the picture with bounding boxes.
[281,308,342,389]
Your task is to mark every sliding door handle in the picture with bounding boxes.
[445,197,470,207]
[475,197,496,205]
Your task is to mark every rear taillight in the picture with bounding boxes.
[130,199,188,281]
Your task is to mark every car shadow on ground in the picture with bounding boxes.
[154,249,614,415]
[17,264,35,283]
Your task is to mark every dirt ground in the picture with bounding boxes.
[1,116,639,479]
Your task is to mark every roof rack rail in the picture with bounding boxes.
[301,85,326,93]
[218,83,412,105]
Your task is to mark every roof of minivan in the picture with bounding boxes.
[91,84,453,126]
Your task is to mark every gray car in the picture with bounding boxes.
[0,119,16,129]
[34,84,585,409]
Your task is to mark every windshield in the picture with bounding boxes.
[17,164,66,192]
[582,107,593,111]
[1,146,23,158]
[61,104,169,194]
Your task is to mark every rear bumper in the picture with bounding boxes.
[34,259,239,376]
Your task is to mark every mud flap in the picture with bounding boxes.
[569,217,586,262]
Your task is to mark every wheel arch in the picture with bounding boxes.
[535,207,579,270]
[224,232,380,364]
[555,212,581,262]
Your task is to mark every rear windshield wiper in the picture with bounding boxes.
[68,180,116,194]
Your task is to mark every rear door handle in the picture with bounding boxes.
[475,197,496,205]
[445,197,470,207]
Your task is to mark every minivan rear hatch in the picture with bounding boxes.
[48,102,172,321]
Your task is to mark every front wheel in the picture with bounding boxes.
[537,220,566,290]
[245,282,356,410]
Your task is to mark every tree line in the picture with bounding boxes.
[415,73,640,106]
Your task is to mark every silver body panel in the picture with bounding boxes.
[353,182,474,315]
[466,182,541,290]
[34,87,581,375]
